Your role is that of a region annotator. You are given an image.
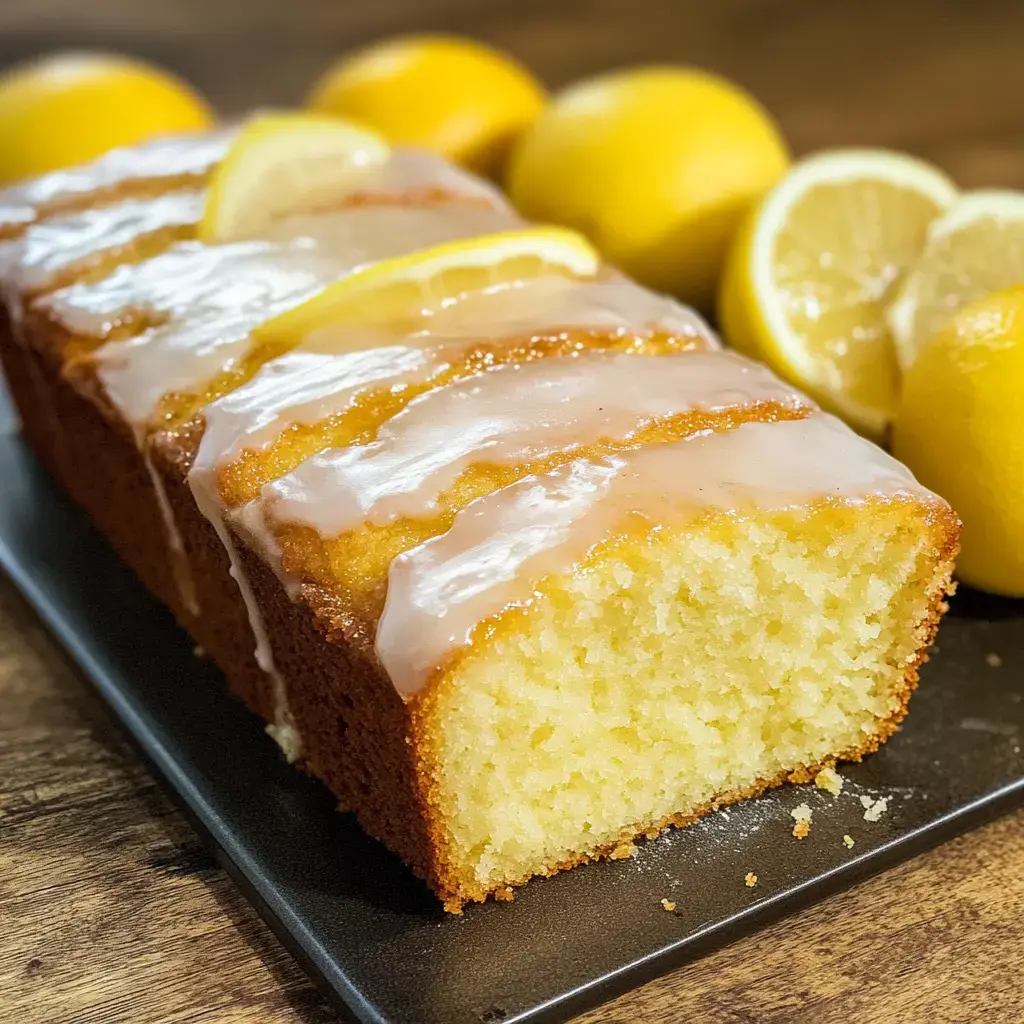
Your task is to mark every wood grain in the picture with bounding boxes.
[1,1,1024,1021]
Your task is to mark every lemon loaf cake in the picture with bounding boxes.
[0,128,959,911]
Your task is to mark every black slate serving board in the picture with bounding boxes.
[1,387,1022,1024]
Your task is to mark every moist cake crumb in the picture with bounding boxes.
[843,834,855,848]
[814,765,843,795]
[744,872,758,887]
[660,898,676,911]
[986,652,1003,668]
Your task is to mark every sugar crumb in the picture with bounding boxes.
[791,803,813,822]
[986,652,1003,668]
[814,765,843,796]
[790,802,813,838]
[859,795,874,809]
[660,898,676,912]
[862,796,889,822]
[843,834,855,849]
[745,872,758,888]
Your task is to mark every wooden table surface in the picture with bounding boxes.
[2,1,1024,1021]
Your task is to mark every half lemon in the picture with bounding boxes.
[252,226,601,347]
[719,149,957,438]
[198,111,390,242]
[887,189,1024,372]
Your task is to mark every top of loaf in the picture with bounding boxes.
[0,128,950,700]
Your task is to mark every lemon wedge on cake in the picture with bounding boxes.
[887,189,1024,372]
[719,149,957,438]
[252,226,600,346]
[198,111,390,242]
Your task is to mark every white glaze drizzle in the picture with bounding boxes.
[12,190,205,292]
[46,202,522,432]
[194,345,439,482]
[142,449,199,616]
[193,273,716,485]
[0,128,233,230]
[375,414,939,698]
[260,350,810,537]
[189,462,301,759]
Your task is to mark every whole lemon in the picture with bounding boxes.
[307,35,546,180]
[507,67,789,311]
[892,287,1024,597]
[0,52,214,184]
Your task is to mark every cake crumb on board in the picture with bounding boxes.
[814,764,843,795]
[843,834,855,849]
[744,872,758,887]
[860,795,889,822]
[660,898,676,912]
[791,802,813,838]
[986,652,1003,668]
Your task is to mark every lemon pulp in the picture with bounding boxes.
[720,149,956,438]
[887,190,1024,371]
[198,112,390,242]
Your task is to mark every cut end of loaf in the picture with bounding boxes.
[415,498,957,910]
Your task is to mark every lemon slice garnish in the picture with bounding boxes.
[719,149,956,438]
[252,226,601,347]
[887,189,1024,372]
[198,111,390,242]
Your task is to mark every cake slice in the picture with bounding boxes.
[0,128,959,912]
[375,414,955,903]
[226,347,954,908]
